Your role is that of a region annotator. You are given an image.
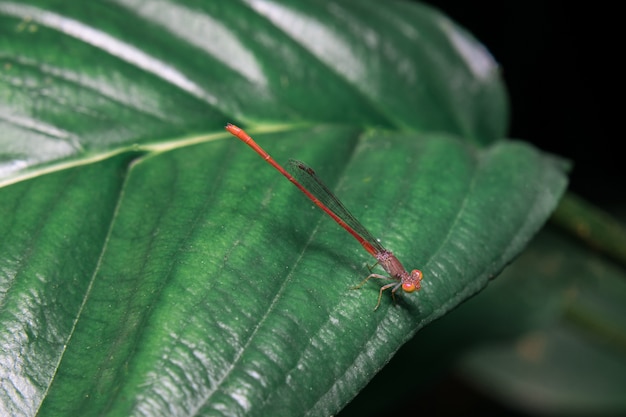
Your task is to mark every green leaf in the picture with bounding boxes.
[455,227,626,416]
[1,1,566,416]
[1,126,567,416]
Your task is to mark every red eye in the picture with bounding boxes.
[413,270,423,280]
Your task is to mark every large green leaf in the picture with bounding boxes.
[1,1,566,416]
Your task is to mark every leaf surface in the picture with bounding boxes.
[0,1,566,416]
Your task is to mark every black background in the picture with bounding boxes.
[421,1,621,209]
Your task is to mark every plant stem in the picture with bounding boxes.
[551,192,626,268]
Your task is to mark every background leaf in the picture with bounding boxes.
[456,226,626,415]
[0,1,567,416]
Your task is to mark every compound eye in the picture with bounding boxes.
[411,269,423,281]
[402,282,417,293]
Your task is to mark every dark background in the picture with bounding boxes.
[421,1,620,209]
